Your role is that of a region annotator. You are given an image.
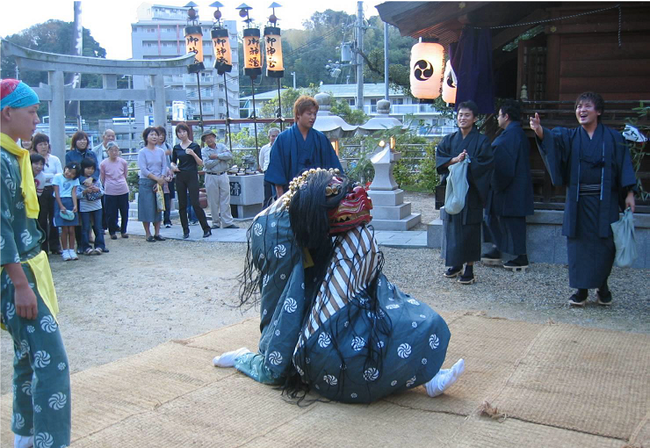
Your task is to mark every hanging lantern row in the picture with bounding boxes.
[183,2,284,79]
[409,37,444,102]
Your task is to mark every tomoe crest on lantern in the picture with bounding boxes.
[410,38,444,101]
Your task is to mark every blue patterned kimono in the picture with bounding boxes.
[536,124,636,288]
[234,200,451,403]
[264,125,343,191]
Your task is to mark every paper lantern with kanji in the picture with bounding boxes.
[211,28,232,74]
[264,26,284,78]
[243,28,262,78]
[185,25,205,71]
[409,38,444,101]
[442,59,457,104]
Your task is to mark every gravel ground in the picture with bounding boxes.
[2,192,648,394]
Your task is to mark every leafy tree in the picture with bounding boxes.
[2,20,123,119]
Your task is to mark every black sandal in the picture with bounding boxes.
[146,236,156,242]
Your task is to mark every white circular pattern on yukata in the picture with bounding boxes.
[397,343,412,358]
[21,229,32,246]
[412,322,418,328]
[283,297,297,313]
[386,304,399,310]
[274,244,287,258]
[391,380,398,386]
[12,413,25,429]
[422,358,428,365]
[323,374,338,386]
[318,333,331,348]
[271,221,277,227]
[21,381,32,396]
[406,376,417,387]
[41,315,58,333]
[48,392,67,410]
[351,393,358,398]
[34,432,54,448]
[262,274,270,287]
[363,367,379,382]
[429,334,440,350]
[407,298,420,306]
[351,336,366,351]
[280,274,286,280]
[268,351,283,365]
[6,303,15,320]
[253,223,263,236]
[34,351,51,368]
[377,340,385,348]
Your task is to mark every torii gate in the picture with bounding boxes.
[1,39,193,161]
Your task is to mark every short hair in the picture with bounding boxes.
[294,95,319,118]
[575,92,604,121]
[142,127,158,142]
[268,127,280,136]
[175,122,193,140]
[70,131,89,151]
[457,100,479,117]
[500,99,521,122]
[106,141,119,151]
[30,153,45,165]
[30,133,50,151]
[80,158,96,171]
[155,126,167,142]
[64,162,81,178]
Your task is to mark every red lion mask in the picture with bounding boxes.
[328,183,373,234]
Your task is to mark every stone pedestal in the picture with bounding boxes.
[228,173,264,219]
[368,146,421,231]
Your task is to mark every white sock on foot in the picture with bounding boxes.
[213,347,251,367]
[425,358,465,397]
[14,434,33,448]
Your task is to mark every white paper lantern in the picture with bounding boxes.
[410,38,444,101]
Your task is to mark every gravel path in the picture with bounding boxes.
[2,192,648,393]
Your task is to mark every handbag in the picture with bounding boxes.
[444,158,470,215]
[611,208,637,268]
[155,184,166,213]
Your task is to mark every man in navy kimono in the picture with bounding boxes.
[530,92,636,306]
[265,95,343,197]
[436,101,494,284]
[482,99,534,270]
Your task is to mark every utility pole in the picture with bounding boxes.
[356,1,364,111]
[384,22,389,101]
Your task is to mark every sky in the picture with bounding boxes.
[1,0,386,60]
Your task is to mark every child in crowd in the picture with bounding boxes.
[78,159,107,255]
[30,153,46,196]
[100,142,130,239]
[53,162,81,261]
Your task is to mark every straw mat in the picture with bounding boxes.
[1,313,647,447]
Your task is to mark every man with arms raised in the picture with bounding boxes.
[265,95,343,197]
[530,92,636,306]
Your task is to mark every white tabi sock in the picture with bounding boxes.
[425,358,465,398]
[212,347,251,368]
[14,434,33,448]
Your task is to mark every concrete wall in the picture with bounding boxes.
[428,209,650,269]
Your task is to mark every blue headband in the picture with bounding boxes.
[1,81,40,109]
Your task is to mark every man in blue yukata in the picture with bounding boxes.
[264,95,343,196]
[530,92,636,307]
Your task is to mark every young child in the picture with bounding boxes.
[30,152,46,196]
[53,162,81,261]
[100,141,130,239]
[78,158,107,255]
[2,78,71,448]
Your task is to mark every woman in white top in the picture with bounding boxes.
[33,133,64,254]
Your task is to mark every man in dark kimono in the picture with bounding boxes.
[436,101,494,284]
[265,95,343,196]
[482,99,534,270]
[530,92,636,306]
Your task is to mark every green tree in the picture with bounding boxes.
[1,20,124,119]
